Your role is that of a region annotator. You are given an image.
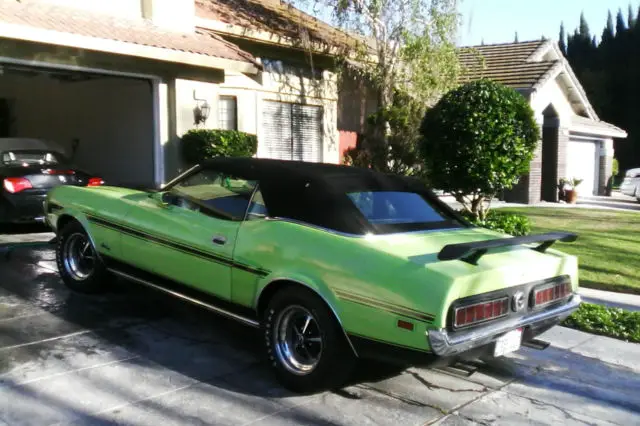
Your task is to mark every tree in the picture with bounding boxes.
[579,11,590,38]
[616,8,626,34]
[419,80,539,220]
[628,4,636,28]
[345,89,427,177]
[294,0,461,172]
[514,31,519,43]
[602,10,614,44]
[559,22,567,55]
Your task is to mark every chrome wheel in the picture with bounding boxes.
[62,233,96,281]
[273,305,323,375]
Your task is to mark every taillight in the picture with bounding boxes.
[3,177,33,193]
[87,178,104,187]
[533,280,572,308]
[43,169,75,175]
[454,297,509,329]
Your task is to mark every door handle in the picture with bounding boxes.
[212,235,227,245]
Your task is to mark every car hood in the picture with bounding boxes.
[83,185,147,199]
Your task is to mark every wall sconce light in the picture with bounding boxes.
[193,91,211,125]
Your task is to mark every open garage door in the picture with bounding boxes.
[566,139,599,196]
[0,64,155,189]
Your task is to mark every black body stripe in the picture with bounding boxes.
[86,214,269,277]
[335,289,435,322]
[347,332,433,354]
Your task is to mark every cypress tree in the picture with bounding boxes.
[616,8,626,34]
[602,10,614,44]
[559,22,567,55]
[579,11,591,39]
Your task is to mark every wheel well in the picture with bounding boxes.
[256,279,358,357]
[56,214,79,232]
[256,279,298,318]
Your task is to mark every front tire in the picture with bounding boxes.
[263,286,356,393]
[56,221,109,293]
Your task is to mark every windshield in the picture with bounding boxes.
[1,150,63,166]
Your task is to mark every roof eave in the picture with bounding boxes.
[570,126,628,139]
[0,22,259,74]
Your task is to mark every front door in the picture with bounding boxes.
[120,168,257,301]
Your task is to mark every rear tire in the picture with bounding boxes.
[56,221,109,294]
[263,286,356,393]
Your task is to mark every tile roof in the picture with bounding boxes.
[195,0,361,50]
[0,0,257,65]
[458,40,557,89]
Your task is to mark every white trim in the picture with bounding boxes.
[526,40,555,62]
[531,62,562,92]
[0,56,160,80]
[151,81,163,187]
[570,126,627,139]
[0,22,258,74]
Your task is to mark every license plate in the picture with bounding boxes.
[493,328,522,357]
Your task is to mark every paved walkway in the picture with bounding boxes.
[579,287,640,312]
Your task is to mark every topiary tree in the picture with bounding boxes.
[181,129,258,166]
[419,79,540,220]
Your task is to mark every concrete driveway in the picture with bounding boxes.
[0,235,639,425]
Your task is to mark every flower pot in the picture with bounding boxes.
[565,189,578,204]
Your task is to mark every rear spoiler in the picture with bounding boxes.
[438,232,578,265]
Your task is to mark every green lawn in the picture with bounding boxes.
[500,207,640,295]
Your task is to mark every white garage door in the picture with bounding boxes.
[566,140,598,195]
[262,101,323,162]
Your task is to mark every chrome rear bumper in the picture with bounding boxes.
[427,294,582,357]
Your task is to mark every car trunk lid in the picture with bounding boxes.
[364,227,578,300]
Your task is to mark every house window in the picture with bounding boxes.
[218,96,237,130]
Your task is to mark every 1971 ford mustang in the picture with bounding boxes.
[44,157,581,392]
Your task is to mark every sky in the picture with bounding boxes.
[459,0,638,46]
[296,0,638,47]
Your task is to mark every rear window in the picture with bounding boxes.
[347,191,447,225]
[1,150,63,166]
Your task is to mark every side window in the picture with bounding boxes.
[171,169,257,221]
[246,187,269,220]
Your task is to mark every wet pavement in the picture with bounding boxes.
[0,241,639,425]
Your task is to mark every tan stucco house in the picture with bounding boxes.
[459,40,628,203]
[0,0,365,189]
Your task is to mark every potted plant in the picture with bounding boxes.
[563,177,583,204]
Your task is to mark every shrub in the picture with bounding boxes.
[181,129,257,165]
[612,157,619,177]
[461,210,531,236]
[419,79,540,220]
[563,302,640,343]
[345,89,427,178]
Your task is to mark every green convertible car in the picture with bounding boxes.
[44,157,581,392]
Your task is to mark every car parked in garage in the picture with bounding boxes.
[44,158,581,392]
[620,167,640,201]
[1,138,104,224]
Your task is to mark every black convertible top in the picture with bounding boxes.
[201,157,426,191]
[194,157,466,235]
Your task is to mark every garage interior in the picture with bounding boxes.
[0,64,155,189]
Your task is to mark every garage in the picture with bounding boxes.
[262,100,324,162]
[0,64,156,189]
[566,139,599,196]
